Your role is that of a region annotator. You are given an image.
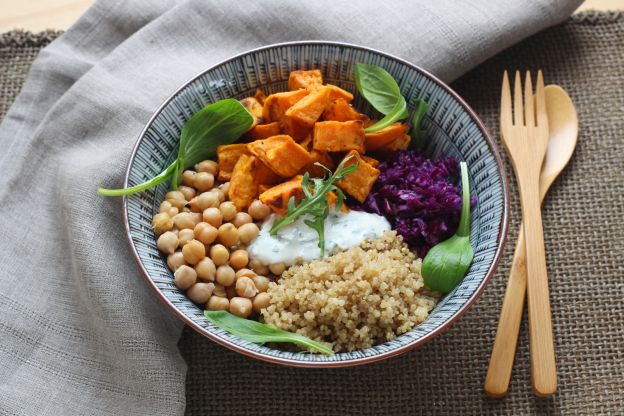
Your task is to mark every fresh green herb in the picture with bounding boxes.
[204,310,334,355]
[408,99,430,150]
[270,156,358,255]
[97,98,253,196]
[354,62,409,133]
[422,161,474,294]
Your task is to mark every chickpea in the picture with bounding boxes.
[238,223,260,245]
[194,172,215,192]
[193,222,217,245]
[212,188,226,203]
[249,259,269,276]
[202,207,223,228]
[195,257,216,281]
[177,229,195,247]
[207,296,229,311]
[173,212,195,230]
[219,201,237,221]
[252,275,270,292]
[235,276,258,298]
[212,284,227,298]
[229,249,248,270]
[165,191,186,210]
[182,206,191,213]
[187,282,215,304]
[159,200,173,214]
[217,223,239,247]
[190,212,203,226]
[209,244,229,266]
[174,265,197,290]
[166,207,179,217]
[193,192,219,211]
[232,212,253,228]
[219,182,230,199]
[167,251,185,271]
[269,262,286,276]
[157,231,178,254]
[235,268,256,279]
[182,240,205,265]
[252,292,271,313]
[152,213,173,235]
[225,285,237,299]
[178,186,196,201]
[216,265,235,286]
[229,297,252,318]
[195,160,219,175]
[182,170,196,187]
[248,200,272,221]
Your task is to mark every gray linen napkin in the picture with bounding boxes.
[0,0,581,414]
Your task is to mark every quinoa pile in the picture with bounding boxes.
[261,231,438,352]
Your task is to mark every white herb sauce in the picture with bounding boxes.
[247,211,391,266]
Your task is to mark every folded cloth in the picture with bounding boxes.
[0,0,581,414]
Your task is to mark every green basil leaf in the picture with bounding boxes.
[408,99,430,150]
[204,310,334,355]
[364,95,407,133]
[355,62,409,118]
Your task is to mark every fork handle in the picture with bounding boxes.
[484,227,527,397]
[518,174,557,397]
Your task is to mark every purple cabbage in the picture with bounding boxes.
[355,150,474,258]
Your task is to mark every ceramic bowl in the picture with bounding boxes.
[123,41,509,367]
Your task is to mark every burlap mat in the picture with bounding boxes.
[1,12,622,415]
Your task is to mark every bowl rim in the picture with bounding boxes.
[122,40,509,368]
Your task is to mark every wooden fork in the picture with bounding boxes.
[497,71,557,397]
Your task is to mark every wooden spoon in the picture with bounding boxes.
[485,85,578,397]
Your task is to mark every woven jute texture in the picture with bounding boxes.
[1,12,623,415]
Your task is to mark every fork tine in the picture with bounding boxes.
[524,71,535,127]
[513,71,524,126]
[535,70,548,129]
[501,71,512,129]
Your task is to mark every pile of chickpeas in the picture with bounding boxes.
[151,159,285,318]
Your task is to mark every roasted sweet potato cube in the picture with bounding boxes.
[313,120,365,153]
[336,151,380,203]
[229,154,258,210]
[280,116,311,142]
[217,144,250,181]
[254,89,266,105]
[258,184,272,194]
[288,70,323,91]
[285,86,331,127]
[247,135,312,178]
[327,191,349,213]
[364,122,408,151]
[380,134,411,151]
[240,97,264,129]
[247,122,281,141]
[299,133,312,151]
[259,176,305,215]
[323,98,368,122]
[326,84,354,102]
[362,155,380,168]
[299,149,335,178]
[262,89,309,123]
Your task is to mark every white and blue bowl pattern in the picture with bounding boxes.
[123,41,509,367]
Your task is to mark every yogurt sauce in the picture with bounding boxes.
[247,210,391,266]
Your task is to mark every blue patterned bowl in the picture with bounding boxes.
[123,41,509,367]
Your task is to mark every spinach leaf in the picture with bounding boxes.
[204,310,334,355]
[98,98,253,196]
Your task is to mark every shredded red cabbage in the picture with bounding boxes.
[354,149,474,258]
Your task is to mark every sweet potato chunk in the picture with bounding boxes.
[229,155,280,210]
[285,86,331,127]
[299,149,334,178]
[380,134,411,151]
[336,151,380,203]
[364,122,408,151]
[259,176,305,215]
[217,144,250,181]
[247,122,281,141]
[362,155,380,168]
[288,70,323,91]
[254,89,266,105]
[326,84,354,102]
[247,135,312,178]
[323,98,368,122]
[262,89,309,123]
[313,120,365,153]
[240,97,264,129]
[280,116,311,142]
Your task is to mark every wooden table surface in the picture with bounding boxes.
[0,0,622,32]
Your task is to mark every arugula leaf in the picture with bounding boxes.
[408,99,430,150]
[205,310,334,355]
[98,98,253,196]
[270,156,359,255]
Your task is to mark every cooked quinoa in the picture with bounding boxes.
[261,231,438,352]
